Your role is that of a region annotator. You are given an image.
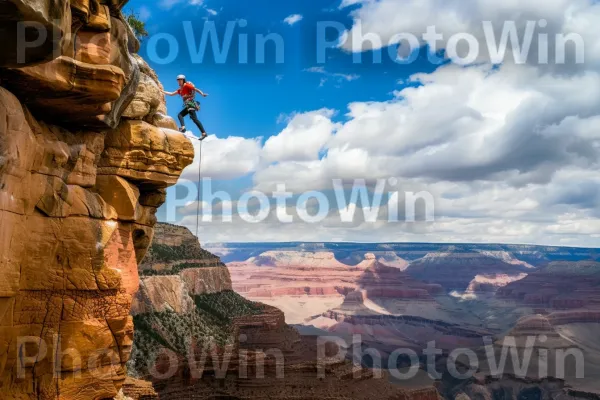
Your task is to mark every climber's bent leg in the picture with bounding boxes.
[178,108,189,132]
[189,110,207,138]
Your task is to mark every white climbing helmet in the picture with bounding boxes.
[177,74,186,80]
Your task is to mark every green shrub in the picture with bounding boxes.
[125,11,148,41]
[194,291,263,324]
[139,262,210,276]
[129,292,262,376]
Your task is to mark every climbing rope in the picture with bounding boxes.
[196,140,203,240]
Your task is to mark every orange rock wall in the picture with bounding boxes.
[0,1,193,398]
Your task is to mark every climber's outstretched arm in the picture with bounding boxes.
[163,90,178,96]
[195,88,208,97]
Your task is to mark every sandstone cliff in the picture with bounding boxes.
[132,223,232,314]
[128,223,262,380]
[0,2,193,399]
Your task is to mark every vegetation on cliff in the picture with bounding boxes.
[139,241,226,276]
[148,243,215,263]
[544,260,600,276]
[125,11,149,40]
[194,290,262,324]
[129,291,262,376]
[139,223,227,276]
[130,310,230,372]
[139,261,213,276]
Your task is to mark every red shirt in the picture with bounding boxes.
[177,82,195,100]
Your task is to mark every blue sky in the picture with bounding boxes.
[125,0,435,139]
[123,0,600,247]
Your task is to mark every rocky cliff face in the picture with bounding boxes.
[407,251,533,293]
[140,223,227,274]
[0,2,193,399]
[498,261,600,309]
[131,223,232,315]
[128,223,261,380]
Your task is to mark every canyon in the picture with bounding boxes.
[220,243,600,399]
[129,224,444,400]
[1,1,599,399]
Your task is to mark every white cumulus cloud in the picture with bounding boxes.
[262,109,339,164]
[181,135,262,181]
[284,14,303,26]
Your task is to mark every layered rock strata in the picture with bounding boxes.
[0,1,193,398]
[229,252,488,353]
[498,261,600,309]
[131,223,233,314]
[229,252,442,303]
[406,251,533,292]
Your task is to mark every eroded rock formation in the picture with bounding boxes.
[498,261,600,309]
[228,251,442,315]
[118,377,159,400]
[224,245,600,397]
[406,251,534,292]
[0,2,193,398]
[439,262,600,399]
[131,223,232,314]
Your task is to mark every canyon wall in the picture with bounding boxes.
[0,2,193,399]
[131,225,443,400]
[132,223,233,314]
[229,251,488,353]
[406,252,533,292]
[498,261,600,309]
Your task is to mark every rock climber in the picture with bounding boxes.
[163,75,209,140]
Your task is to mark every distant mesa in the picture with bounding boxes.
[498,260,600,310]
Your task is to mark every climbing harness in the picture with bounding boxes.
[185,99,200,112]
